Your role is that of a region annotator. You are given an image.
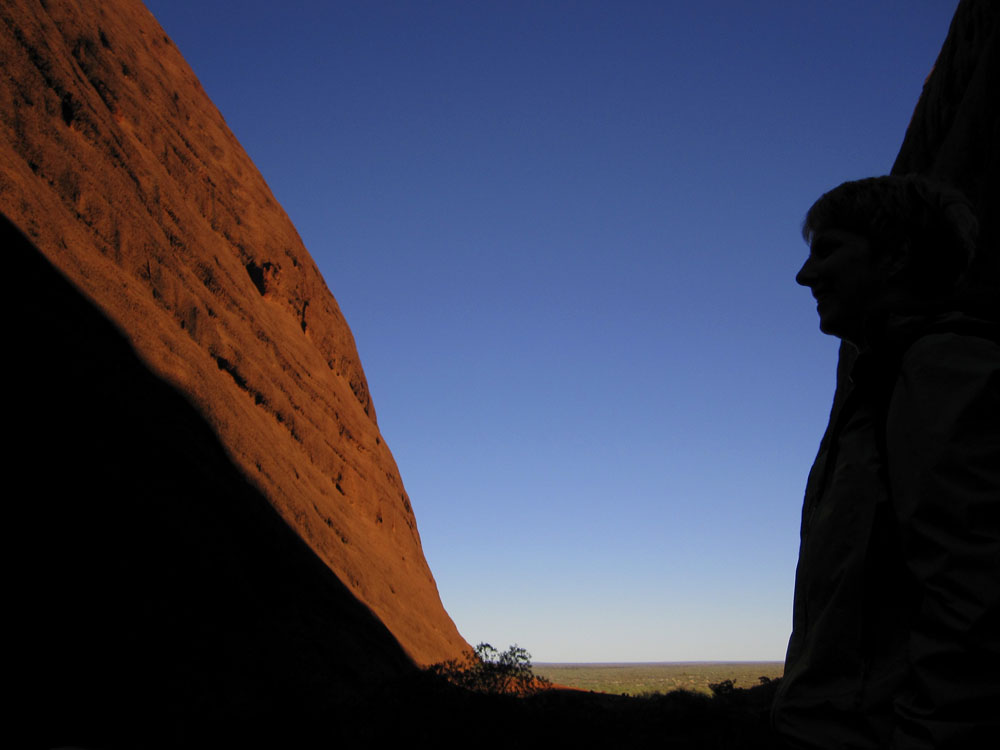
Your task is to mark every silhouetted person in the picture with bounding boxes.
[772,175,1000,749]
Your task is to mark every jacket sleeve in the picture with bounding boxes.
[886,332,1000,749]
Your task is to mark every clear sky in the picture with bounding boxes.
[144,0,958,662]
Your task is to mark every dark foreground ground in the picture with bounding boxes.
[91,671,782,749]
[345,672,782,749]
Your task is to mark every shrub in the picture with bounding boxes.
[708,679,736,697]
[429,642,551,696]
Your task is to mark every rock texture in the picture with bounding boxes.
[0,0,467,677]
[5,213,417,744]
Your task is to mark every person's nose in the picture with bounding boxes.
[796,256,818,287]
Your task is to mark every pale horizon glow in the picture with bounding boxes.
[144,0,958,663]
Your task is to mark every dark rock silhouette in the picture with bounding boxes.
[893,0,999,259]
[0,0,468,672]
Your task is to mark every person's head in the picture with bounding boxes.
[795,174,978,344]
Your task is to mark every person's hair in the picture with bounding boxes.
[802,175,978,293]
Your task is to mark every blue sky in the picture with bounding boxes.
[144,1,958,662]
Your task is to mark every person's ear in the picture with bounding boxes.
[885,240,913,279]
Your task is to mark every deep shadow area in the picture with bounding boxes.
[4,212,417,746]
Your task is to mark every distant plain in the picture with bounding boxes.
[534,662,784,696]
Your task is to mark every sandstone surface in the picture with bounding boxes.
[6,212,417,743]
[0,0,468,673]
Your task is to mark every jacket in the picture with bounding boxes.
[772,314,1000,749]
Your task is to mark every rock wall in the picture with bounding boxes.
[0,0,468,672]
[5,213,415,743]
[892,0,999,295]
[829,0,999,410]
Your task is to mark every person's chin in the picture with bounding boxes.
[817,313,842,337]
[816,300,851,337]
[818,313,863,345]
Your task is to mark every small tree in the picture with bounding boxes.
[430,642,551,695]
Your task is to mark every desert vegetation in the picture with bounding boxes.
[533,661,784,696]
[429,642,552,695]
[410,644,781,747]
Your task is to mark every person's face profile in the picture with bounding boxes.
[796,229,892,342]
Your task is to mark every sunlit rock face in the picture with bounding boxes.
[0,0,468,684]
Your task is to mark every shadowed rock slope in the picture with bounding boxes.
[893,0,999,299]
[893,0,999,229]
[0,0,468,671]
[5,214,415,745]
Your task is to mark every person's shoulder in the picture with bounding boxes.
[891,318,1000,440]
[899,315,1000,380]
[905,329,1000,364]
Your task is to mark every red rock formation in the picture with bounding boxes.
[0,0,468,668]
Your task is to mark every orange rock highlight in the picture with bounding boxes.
[0,0,469,666]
